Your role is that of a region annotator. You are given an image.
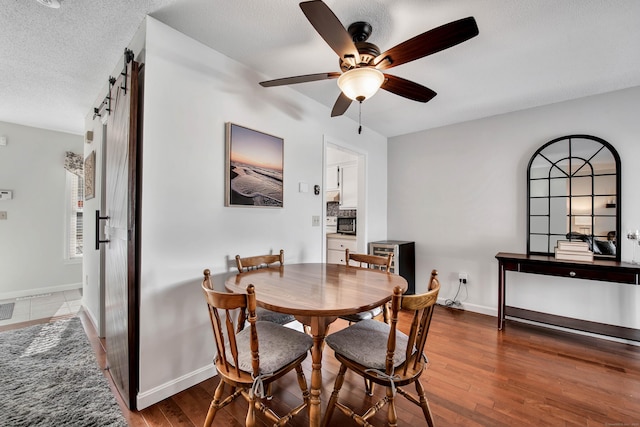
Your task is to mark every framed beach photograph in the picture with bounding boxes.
[225,123,284,207]
[84,150,96,200]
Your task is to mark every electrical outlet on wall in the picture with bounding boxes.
[458,272,468,283]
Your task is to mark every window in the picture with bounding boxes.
[66,170,84,260]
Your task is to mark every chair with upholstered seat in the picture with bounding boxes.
[346,248,393,272]
[201,269,312,427]
[342,248,394,324]
[235,249,285,271]
[322,269,441,427]
[235,249,296,326]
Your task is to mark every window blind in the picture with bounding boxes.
[66,171,84,258]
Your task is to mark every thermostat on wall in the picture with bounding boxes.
[0,190,13,200]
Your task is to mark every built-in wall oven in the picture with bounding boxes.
[337,217,356,235]
[326,216,337,234]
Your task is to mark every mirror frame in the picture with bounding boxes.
[527,134,621,261]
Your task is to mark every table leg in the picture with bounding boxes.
[298,315,336,427]
[498,260,505,330]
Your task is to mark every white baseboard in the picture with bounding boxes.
[0,282,82,300]
[83,306,100,336]
[436,297,497,317]
[457,302,497,317]
[136,364,217,410]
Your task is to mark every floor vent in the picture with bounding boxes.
[0,303,15,320]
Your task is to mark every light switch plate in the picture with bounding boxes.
[0,211,7,220]
[0,136,6,146]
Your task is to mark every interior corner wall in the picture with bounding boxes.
[135,17,388,408]
[0,120,83,298]
[81,114,104,335]
[388,85,640,334]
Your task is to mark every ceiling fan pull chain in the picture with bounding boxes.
[358,101,362,134]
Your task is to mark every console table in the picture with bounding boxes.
[496,252,640,341]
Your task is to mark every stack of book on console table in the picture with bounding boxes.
[554,241,594,262]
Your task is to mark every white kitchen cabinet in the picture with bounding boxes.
[327,235,357,265]
[326,165,339,191]
[339,163,357,209]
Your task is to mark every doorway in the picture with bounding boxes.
[323,137,367,257]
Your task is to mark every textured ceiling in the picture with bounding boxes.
[1,0,639,137]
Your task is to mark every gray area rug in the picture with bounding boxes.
[0,302,14,320]
[0,317,127,426]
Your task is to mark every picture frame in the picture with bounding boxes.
[84,150,96,200]
[225,123,284,207]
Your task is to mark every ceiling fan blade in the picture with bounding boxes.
[300,0,360,65]
[374,16,479,70]
[331,92,352,117]
[260,72,341,87]
[381,74,437,103]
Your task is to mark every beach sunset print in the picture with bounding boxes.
[226,123,283,207]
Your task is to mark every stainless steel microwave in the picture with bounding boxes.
[337,217,356,235]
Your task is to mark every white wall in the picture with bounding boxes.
[81,117,105,335]
[0,121,83,298]
[388,86,640,333]
[135,17,388,408]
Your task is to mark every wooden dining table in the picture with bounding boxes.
[225,262,408,427]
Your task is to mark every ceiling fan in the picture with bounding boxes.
[260,0,479,121]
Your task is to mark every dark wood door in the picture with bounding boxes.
[104,59,141,409]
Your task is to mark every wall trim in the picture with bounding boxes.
[0,282,82,300]
[436,298,497,317]
[136,364,217,410]
[83,304,101,338]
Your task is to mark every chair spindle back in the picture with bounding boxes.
[345,248,393,271]
[236,249,284,271]
[202,269,260,378]
[396,269,440,375]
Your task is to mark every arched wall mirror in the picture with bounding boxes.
[527,134,621,260]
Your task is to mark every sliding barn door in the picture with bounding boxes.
[104,58,141,410]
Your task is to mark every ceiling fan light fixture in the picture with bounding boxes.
[337,68,384,102]
[35,0,61,8]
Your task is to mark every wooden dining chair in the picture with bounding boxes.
[235,249,285,271]
[201,269,313,427]
[235,249,296,326]
[342,248,394,323]
[322,270,441,427]
[346,248,393,272]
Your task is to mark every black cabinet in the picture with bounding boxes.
[369,240,415,294]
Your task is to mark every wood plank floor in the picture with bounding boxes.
[5,306,639,426]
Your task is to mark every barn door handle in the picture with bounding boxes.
[95,210,110,250]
